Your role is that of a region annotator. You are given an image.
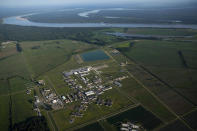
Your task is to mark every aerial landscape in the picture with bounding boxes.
[0,0,197,131]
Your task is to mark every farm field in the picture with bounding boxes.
[125,28,197,36]
[0,95,10,131]
[0,79,9,95]
[75,122,104,131]
[114,40,197,112]
[9,76,33,93]
[159,120,192,131]
[0,41,17,59]
[11,92,36,124]
[0,53,30,79]
[119,78,176,122]
[183,110,197,130]
[106,106,162,130]
[20,39,96,77]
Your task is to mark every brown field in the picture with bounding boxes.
[0,43,17,59]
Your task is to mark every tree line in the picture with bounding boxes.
[0,24,124,46]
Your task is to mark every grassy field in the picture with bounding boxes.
[121,40,197,68]
[11,92,36,124]
[120,78,176,122]
[0,79,9,95]
[159,120,192,131]
[0,95,10,131]
[99,120,117,131]
[126,28,197,36]
[115,40,197,107]
[106,47,176,121]
[0,53,30,79]
[183,110,197,130]
[9,76,33,93]
[75,122,104,131]
[21,39,96,77]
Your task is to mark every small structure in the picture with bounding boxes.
[38,80,45,86]
[62,96,66,100]
[52,100,57,104]
[122,123,129,127]
[26,89,31,94]
[120,122,141,131]
[85,91,95,96]
[114,81,122,87]
[120,128,129,131]
[111,49,119,54]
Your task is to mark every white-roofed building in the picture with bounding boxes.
[85,91,95,96]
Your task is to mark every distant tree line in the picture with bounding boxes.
[13,116,49,131]
[16,43,22,52]
[0,24,124,45]
[178,50,188,68]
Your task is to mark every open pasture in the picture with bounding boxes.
[0,54,30,79]
[115,40,197,114]
[21,39,96,77]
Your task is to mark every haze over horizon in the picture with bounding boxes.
[1,0,197,7]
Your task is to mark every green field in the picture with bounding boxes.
[75,122,104,131]
[126,28,197,36]
[115,40,197,106]
[0,53,30,79]
[120,78,176,122]
[11,92,36,124]
[0,80,9,95]
[9,77,32,93]
[21,40,96,77]
[0,95,10,131]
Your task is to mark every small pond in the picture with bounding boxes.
[81,50,110,62]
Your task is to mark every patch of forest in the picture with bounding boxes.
[0,24,124,45]
[13,116,49,131]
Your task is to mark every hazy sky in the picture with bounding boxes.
[1,0,196,7]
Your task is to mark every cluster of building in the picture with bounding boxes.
[33,96,42,116]
[62,66,115,122]
[40,88,63,110]
[96,98,112,106]
[63,66,92,77]
[33,65,127,123]
[120,122,140,131]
